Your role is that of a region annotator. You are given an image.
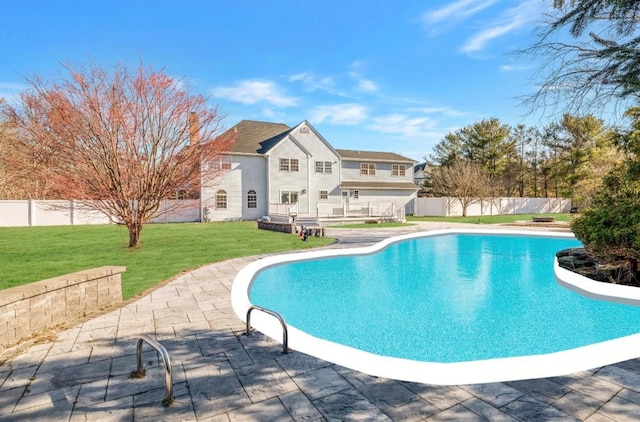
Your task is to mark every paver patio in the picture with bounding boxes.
[1,222,639,421]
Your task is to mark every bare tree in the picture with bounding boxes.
[430,160,492,217]
[4,62,234,247]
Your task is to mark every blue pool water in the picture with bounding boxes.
[250,233,640,363]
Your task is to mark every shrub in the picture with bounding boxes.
[572,162,640,265]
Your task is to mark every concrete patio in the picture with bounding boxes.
[1,222,639,421]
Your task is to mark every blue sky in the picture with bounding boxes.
[0,0,553,162]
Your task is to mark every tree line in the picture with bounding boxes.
[424,114,623,214]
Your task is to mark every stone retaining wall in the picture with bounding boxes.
[0,266,125,351]
[257,220,295,234]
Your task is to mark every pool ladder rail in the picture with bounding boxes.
[131,335,174,407]
[245,305,291,354]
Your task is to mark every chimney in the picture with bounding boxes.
[189,112,199,146]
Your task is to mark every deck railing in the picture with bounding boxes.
[315,201,404,221]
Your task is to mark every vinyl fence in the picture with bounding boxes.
[411,197,572,217]
[0,200,201,227]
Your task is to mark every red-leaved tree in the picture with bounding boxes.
[3,62,234,247]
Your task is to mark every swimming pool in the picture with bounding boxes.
[231,229,640,384]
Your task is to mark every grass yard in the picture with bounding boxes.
[0,222,334,299]
[407,213,572,225]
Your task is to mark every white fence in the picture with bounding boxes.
[0,200,201,227]
[412,197,572,217]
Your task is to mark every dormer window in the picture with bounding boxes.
[360,163,376,176]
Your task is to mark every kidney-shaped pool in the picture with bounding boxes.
[231,229,640,384]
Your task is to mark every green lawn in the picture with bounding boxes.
[0,222,334,299]
[407,213,572,224]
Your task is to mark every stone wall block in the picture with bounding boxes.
[83,280,99,312]
[65,283,83,320]
[50,289,66,322]
[0,266,125,352]
[29,293,52,332]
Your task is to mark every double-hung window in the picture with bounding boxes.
[392,164,406,176]
[315,161,332,174]
[360,163,376,175]
[281,191,299,204]
[280,158,299,172]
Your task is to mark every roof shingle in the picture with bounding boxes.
[335,149,415,163]
[224,120,291,154]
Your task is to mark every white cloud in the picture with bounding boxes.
[421,0,497,36]
[461,0,547,54]
[369,113,438,138]
[0,81,26,104]
[211,80,297,107]
[347,69,378,94]
[422,0,496,24]
[309,104,368,125]
[357,79,378,93]
[500,64,531,72]
[462,20,524,53]
[288,72,337,93]
[411,106,467,117]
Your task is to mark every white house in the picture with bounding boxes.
[201,120,418,222]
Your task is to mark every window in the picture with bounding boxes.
[281,191,299,204]
[215,190,227,209]
[315,161,332,174]
[247,190,257,209]
[279,158,299,172]
[360,163,376,175]
[210,159,232,170]
[392,164,406,176]
[353,190,359,199]
[319,190,328,199]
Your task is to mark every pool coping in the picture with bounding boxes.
[231,228,640,385]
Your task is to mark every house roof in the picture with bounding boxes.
[340,181,419,190]
[224,120,291,154]
[222,120,417,164]
[335,149,416,163]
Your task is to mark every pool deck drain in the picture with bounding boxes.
[1,222,639,421]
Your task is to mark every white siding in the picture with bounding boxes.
[240,155,268,220]
[267,127,341,214]
[201,155,268,221]
[268,139,309,212]
[341,160,414,184]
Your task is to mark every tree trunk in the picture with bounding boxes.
[128,224,141,248]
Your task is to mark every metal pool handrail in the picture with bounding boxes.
[245,305,290,354]
[132,335,174,406]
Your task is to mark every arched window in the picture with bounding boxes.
[216,190,227,209]
[247,190,257,209]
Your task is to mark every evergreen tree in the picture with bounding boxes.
[526,0,640,114]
